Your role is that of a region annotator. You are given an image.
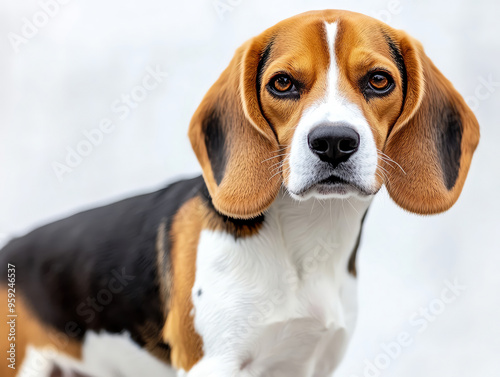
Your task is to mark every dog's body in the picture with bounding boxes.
[1,9,479,377]
[1,177,366,377]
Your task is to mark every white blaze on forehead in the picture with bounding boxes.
[318,21,364,124]
[286,20,379,197]
[291,21,367,126]
[325,21,341,105]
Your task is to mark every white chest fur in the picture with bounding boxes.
[187,193,370,377]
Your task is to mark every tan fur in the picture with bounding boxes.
[156,220,173,316]
[0,289,82,375]
[163,197,204,370]
[383,33,480,213]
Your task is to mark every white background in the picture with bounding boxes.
[1,0,499,376]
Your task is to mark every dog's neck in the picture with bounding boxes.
[201,182,371,274]
[264,190,372,276]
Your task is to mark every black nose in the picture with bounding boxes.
[308,125,360,166]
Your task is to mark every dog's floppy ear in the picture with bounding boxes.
[384,31,480,214]
[189,37,281,219]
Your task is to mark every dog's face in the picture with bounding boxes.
[258,17,404,200]
[189,10,479,218]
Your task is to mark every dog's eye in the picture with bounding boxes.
[273,75,293,93]
[267,74,299,99]
[272,75,293,92]
[367,72,392,92]
[361,70,395,100]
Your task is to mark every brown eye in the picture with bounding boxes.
[361,71,394,100]
[272,75,293,92]
[368,73,390,91]
[267,74,299,99]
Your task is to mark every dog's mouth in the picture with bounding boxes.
[317,175,351,186]
[293,174,372,198]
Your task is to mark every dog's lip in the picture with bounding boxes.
[294,174,372,197]
[317,175,350,186]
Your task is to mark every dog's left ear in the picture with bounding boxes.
[189,36,281,219]
[384,31,480,214]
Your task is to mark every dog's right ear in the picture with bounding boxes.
[188,37,282,220]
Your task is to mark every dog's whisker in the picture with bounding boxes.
[260,153,289,164]
[378,165,390,175]
[316,199,325,210]
[377,153,397,167]
[377,154,396,166]
[310,198,316,216]
[377,150,406,175]
[268,168,285,181]
[346,198,360,216]
[269,159,287,168]
[270,165,284,174]
[272,148,287,153]
[340,199,352,233]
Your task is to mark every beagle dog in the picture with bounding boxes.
[1,9,479,377]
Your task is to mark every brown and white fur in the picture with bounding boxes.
[0,9,479,377]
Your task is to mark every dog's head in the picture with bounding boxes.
[189,10,479,219]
